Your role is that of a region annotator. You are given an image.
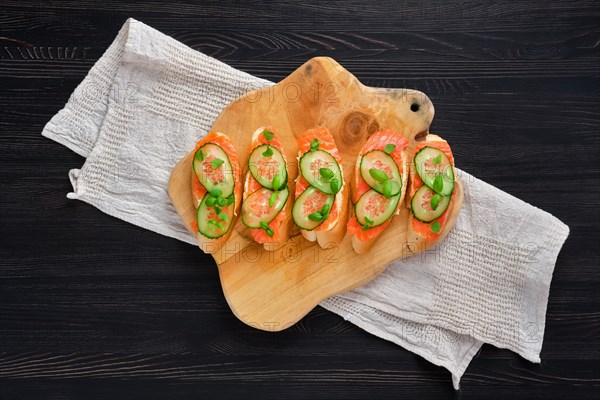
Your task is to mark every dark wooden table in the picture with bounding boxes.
[1,1,598,399]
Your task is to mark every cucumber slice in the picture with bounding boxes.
[292,186,335,230]
[359,150,402,197]
[247,144,287,190]
[298,149,342,194]
[241,187,289,229]
[355,189,400,228]
[193,143,235,198]
[413,146,454,196]
[196,194,235,239]
[410,185,451,222]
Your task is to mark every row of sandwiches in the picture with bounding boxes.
[191,126,457,254]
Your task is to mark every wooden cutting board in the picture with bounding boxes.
[168,57,463,331]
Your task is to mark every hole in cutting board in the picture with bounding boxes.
[414,130,428,142]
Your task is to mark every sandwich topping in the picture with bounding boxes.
[248,143,287,190]
[347,129,408,240]
[298,148,342,195]
[413,146,454,196]
[293,130,344,231]
[354,146,404,230]
[193,143,235,198]
[410,143,455,237]
[359,150,402,198]
[242,187,289,230]
[192,132,240,239]
[241,128,289,238]
[354,189,401,229]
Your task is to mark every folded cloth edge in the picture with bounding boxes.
[319,299,484,390]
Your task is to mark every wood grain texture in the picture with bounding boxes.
[1,0,599,399]
[168,57,462,331]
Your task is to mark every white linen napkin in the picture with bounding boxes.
[42,18,569,389]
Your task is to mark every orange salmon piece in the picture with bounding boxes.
[296,127,342,163]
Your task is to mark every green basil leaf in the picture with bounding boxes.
[321,204,331,215]
[430,193,441,210]
[211,158,224,169]
[433,174,444,194]
[432,154,442,165]
[269,191,278,207]
[218,212,229,222]
[262,145,273,157]
[194,149,204,161]
[226,195,235,205]
[382,180,393,198]
[209,220,223,230]
[431,221,441,233]
[319,167,334,180]
[265,227,274,237]
[217,197,226,206]
[259,221,269,230]
[308,212,323,222]
[369,168,389,183]
[329,178,341,194]
[364,216,374,225]
[310,138,319,151]
[263,130,274,141]
[272,173,282,190]
[384,144,396,154]
[209,188,222,197]
[205,196,216,207]
[214,205,222,215]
